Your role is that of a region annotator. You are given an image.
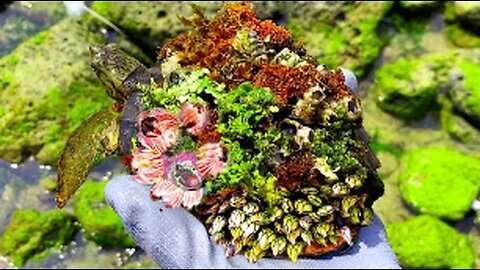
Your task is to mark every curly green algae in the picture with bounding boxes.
[0,209,79,266]
[387,215,475,269]
[73,180,135,248]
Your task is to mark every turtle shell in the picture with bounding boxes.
[126,2,383,263]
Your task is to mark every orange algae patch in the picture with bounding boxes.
[254,64,322,105]
[158,2,354,107]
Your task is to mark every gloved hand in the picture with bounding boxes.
[105,175,400,269]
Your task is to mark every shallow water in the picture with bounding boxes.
[0,155,157,269]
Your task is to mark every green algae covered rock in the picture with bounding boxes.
[286,1,392,79]
[0,209,78,266]
[387,215,475,269]
[445,2,480,48]
[440,97,480,144]
[448,58,480,128]
[373,54,451,120]
[0,1,66,57]
[73,180,135,247]
[453,1,480,31]
[0,16,148,165]
[399,147,480,220]
[399,1,441,13]
[91,1,281,57]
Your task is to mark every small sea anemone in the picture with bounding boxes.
[179,103,209,136]
[131,148,167,185]
[152,152,204,209]
[196,143,228,178]
[137,108,179,152]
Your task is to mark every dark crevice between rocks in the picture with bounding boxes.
[0,1,13,13]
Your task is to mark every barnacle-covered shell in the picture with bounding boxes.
[129,2,383,264]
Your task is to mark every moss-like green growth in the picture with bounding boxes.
[212,83,289,204]
[448,58,480,128]
[440,97,480,144]
[311,126,364,176]
[445,2,480,48]
[373,54,452,120]
[399,147,480,220]
[40,176,58,192]
[73,180,135,247]
[216,82,275,141]
[387,215,475,269]
[399,1,441,13]
[445,24,480,48]
[0,209,78,266]
[453,2,480,31]
[287,2,392,78]
[0,1,66,57]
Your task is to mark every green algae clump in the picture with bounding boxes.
[399,147,480,220]
[287,2,392,79]
[448,58,480,128]
[373,54,453,120]
[387,215,475,269]
[0,209,78,266]
[73,181,135,247]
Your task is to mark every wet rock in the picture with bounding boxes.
[399,1,442,13]
[372,54,451,121]
[73,180,135,247]
[286,1,393,78]
[0,1,66,57]
[447,58,480,129]
[40,176,57,192]
[0,17,148,165]
[453,1,480,31]
[91,1,282,58]
[440,98,480,144]
[387,215,475,269]
[445,2,480,48]
[0,209,78,266]
[399,147,480,221]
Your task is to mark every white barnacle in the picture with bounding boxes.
[340,226,353,246]
[313,156,339,182]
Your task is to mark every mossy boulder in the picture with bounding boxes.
[399,147,480,220]
[448,58,480,128]
[373,54,451,120]
[453,1,480,31]
[445,2,480,48]
[399,1,442,13]
[440,97,480,144]
[0,17,148,165]
[0,209,78,266]
[286,2,392,78]
[387,215,475,269]
[91,1,281,58]
[0,1,66,57]
[73,180,135,247]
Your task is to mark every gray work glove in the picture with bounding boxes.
[106,175,400,269]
